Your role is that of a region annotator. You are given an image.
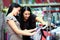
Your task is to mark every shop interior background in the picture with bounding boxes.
[0,0,60,40]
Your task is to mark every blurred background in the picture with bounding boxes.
[0,0,60,40]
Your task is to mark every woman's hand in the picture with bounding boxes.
[23,29,36,36]
[23,28,36,33]
[29,31,36,36]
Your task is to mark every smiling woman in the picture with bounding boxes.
[18,6,48,40]
[5,3,23,40]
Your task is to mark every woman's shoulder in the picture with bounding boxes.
[5,14,17,22]
[31,14,37,18]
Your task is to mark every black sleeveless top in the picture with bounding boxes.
[15,14,36,40]
[19,14,36,30]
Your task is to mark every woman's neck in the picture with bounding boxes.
[9,12,15,16]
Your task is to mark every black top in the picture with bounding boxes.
[20,14,36,30]
[15,14,37,40]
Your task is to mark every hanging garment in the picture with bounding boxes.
[30,27,42,40]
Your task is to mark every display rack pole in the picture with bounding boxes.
[46,0,52,40]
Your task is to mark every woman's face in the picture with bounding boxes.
[23,10,30,20]
[13,7,20,16]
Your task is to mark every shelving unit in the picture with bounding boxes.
[2,0,60,13]
[2,0,60,22]
[44,10,60,13]
[20,3,60,6]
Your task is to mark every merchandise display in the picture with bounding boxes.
[0,0,60,40]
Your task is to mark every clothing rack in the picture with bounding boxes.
[46,0,52,40]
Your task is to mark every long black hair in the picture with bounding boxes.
[19,6,36,30]
[6,3,21,16]
[20,6,32,21]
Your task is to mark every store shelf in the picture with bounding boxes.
[44,10,60,13]
[20,3,60,6]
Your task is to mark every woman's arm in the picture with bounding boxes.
[35,17,47,25]
[7,20,36,36]
[23,28,36,33]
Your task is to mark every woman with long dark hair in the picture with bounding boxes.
[6,3,36,40]
[19,6,47,40]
